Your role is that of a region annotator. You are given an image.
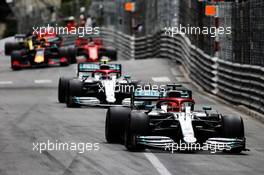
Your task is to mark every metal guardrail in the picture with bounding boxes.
[61,28,264,114]
[138,31,264,114]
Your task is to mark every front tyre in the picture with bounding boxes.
[105,107,131,143]
[124,111,149,151]
[221,115,245,153]
[58,77,71,103]
[11,51,22,70]
[66,79,82,108]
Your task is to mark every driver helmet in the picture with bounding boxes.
[167,101,178,112]
[100,56,110,64]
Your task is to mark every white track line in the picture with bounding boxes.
[0,81,13,85]
[144,151,172,175]
[34,79,52,84]
[152,77,171,82]
[170,67,178,76]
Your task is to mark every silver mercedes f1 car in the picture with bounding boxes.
[105,85,247,153]
[58,62,138,107]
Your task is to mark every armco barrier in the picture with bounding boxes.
[61,28,264,114]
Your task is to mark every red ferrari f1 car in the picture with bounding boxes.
[73,37,117,62]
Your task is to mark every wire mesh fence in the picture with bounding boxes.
[230,0,264,66]
[7,0,61,33]
[248,0,264,66]
[179,0,214,56]
[143,0,264,66]
[218,2,232,62]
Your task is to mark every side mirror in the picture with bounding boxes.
[145,105,155,110]
[82,75,89,80]
[203,106,212,111]
[124,75,131,79]
[122,98,131,106]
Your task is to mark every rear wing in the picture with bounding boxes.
[14,34,27,39]
[77,63,122,76]
[108,64,122,73]
[78,63,100,73]
[165,84,192,98]
[131,90,162,108]
[132,90,161,101]
[166,84,182,90]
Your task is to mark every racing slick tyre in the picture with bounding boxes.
[105,107,131,143]
[66,79,82,108]
[67,46,77,63]
[10,51,22,70]
[99,48,117,61]
[125,111,149,151]
[5,42,22,55]
[58,77,71,103]
[58,47,71,66]
[106,50,117,61]
[221,115,245,153]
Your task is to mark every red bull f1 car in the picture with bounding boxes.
[105,84,247,154]
[5,33,74,70]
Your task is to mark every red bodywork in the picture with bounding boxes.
[92,69,120,79]
[67,21,77,32]
[157,98,195,112]
[75,38,104,62]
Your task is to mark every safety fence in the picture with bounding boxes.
[232,0,264,66]
[141,31,264,114]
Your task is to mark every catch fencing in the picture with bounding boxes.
[7,0,61,33]
[232,0,264,66]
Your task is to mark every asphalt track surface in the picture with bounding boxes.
[0,40,264,175]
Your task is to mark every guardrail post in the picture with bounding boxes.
[211,56,219,95]
[131,36,135,60]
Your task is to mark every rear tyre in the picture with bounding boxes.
[67,46,77,63]
[99,48,117,61]
[5,42,21,55]
[10,51,22,70]
[66,79,82,108]
[59,47,71,66]
[221,115,245,153]
[107,49,117,61]
[58,77,71,103]
[105,107,131,143]
[124,111,149,151]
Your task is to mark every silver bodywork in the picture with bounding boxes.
[137,106,246,152]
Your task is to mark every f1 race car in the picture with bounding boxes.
[105,85,246,153]
[73,37,117,62]
[58,62,138,107]
[5,33,74,70]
